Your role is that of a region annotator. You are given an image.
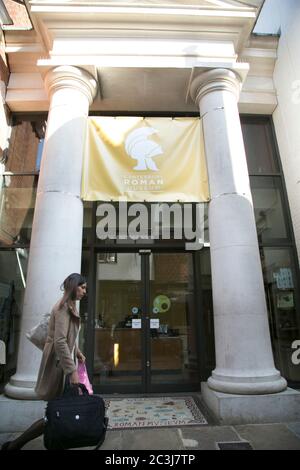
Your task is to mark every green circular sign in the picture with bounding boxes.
[153,295,171,313]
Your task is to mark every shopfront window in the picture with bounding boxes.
[0,116,45,247]
[0,115,45,389]
[261,248,300,385]
[0,250,28,391]
[242,115,300,389]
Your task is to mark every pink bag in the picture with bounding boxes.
[77,362,93,394]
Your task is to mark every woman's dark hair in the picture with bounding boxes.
[59,273,87,310]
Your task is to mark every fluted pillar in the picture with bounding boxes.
[190,68,287,394]
[5,66,97,399]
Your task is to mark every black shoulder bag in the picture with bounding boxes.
[44,380,108,450]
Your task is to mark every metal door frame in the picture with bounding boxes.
[85,247,203,394]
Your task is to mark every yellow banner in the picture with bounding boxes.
[81,117,210,202]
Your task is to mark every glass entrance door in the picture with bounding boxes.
[92,251,200,393]
[149,253,200,390]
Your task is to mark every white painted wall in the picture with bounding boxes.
[256,0,300,265]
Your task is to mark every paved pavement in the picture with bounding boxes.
[1,393,300,451]
[1,422,300,450]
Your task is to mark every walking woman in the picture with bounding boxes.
[1,273,87,450]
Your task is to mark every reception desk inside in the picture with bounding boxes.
[94,328,183,372]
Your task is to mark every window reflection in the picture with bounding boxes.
[0,175,37,246]
[241,117,279,174]
[251,177,288,242]
[150,253,199,385]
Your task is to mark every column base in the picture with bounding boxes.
[4,375,39,400]
[202,382,300,424]
[208,372,287,395]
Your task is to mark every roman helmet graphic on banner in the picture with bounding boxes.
[81,116,210,203]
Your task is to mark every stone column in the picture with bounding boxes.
[190,68,287,394]
[5,66,97,399]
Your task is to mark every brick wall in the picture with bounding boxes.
[3,0,32,29]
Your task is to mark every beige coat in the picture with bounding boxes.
[35,300,81,401]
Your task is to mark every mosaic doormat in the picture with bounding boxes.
[104,396,208,429]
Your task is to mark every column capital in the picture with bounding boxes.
[44,66,98,105]
[190,68,242,105]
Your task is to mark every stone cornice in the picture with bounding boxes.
[25,0,259,56]
[5,2,276,114]
[28,0,260,15]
